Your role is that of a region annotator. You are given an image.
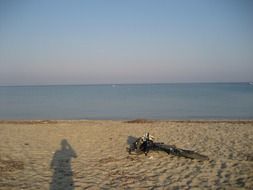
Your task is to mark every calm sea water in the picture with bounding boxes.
[0,83,252,120]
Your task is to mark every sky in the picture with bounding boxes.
[0,0,253,85]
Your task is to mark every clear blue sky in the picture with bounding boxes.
[0,0,253,85]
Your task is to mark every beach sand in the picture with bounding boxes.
[0,120,253,189]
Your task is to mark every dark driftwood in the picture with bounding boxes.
[127,135,209,161]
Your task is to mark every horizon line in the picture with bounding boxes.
[0,81,252,87]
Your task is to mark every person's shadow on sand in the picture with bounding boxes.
[50,139,77,190]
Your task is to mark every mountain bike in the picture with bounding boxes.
[127,133,208,161]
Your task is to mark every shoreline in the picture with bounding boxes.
[0,119,253,124]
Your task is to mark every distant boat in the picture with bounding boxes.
[249,82,253,85]
[112,84,116,88]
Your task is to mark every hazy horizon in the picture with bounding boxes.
[1,81,253,88]
[1,0,253,86]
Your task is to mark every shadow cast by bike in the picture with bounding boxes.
[50,139,77,190]
[127,136,138,145]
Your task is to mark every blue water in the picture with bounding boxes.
[0,83,253,120]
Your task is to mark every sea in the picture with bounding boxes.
[0,83,253,120]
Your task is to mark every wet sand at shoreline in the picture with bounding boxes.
[0,120,253,189]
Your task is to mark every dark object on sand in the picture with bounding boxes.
[125,119,154,124]
[127,133,209,161]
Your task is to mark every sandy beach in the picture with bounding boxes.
[0,120,253,189]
